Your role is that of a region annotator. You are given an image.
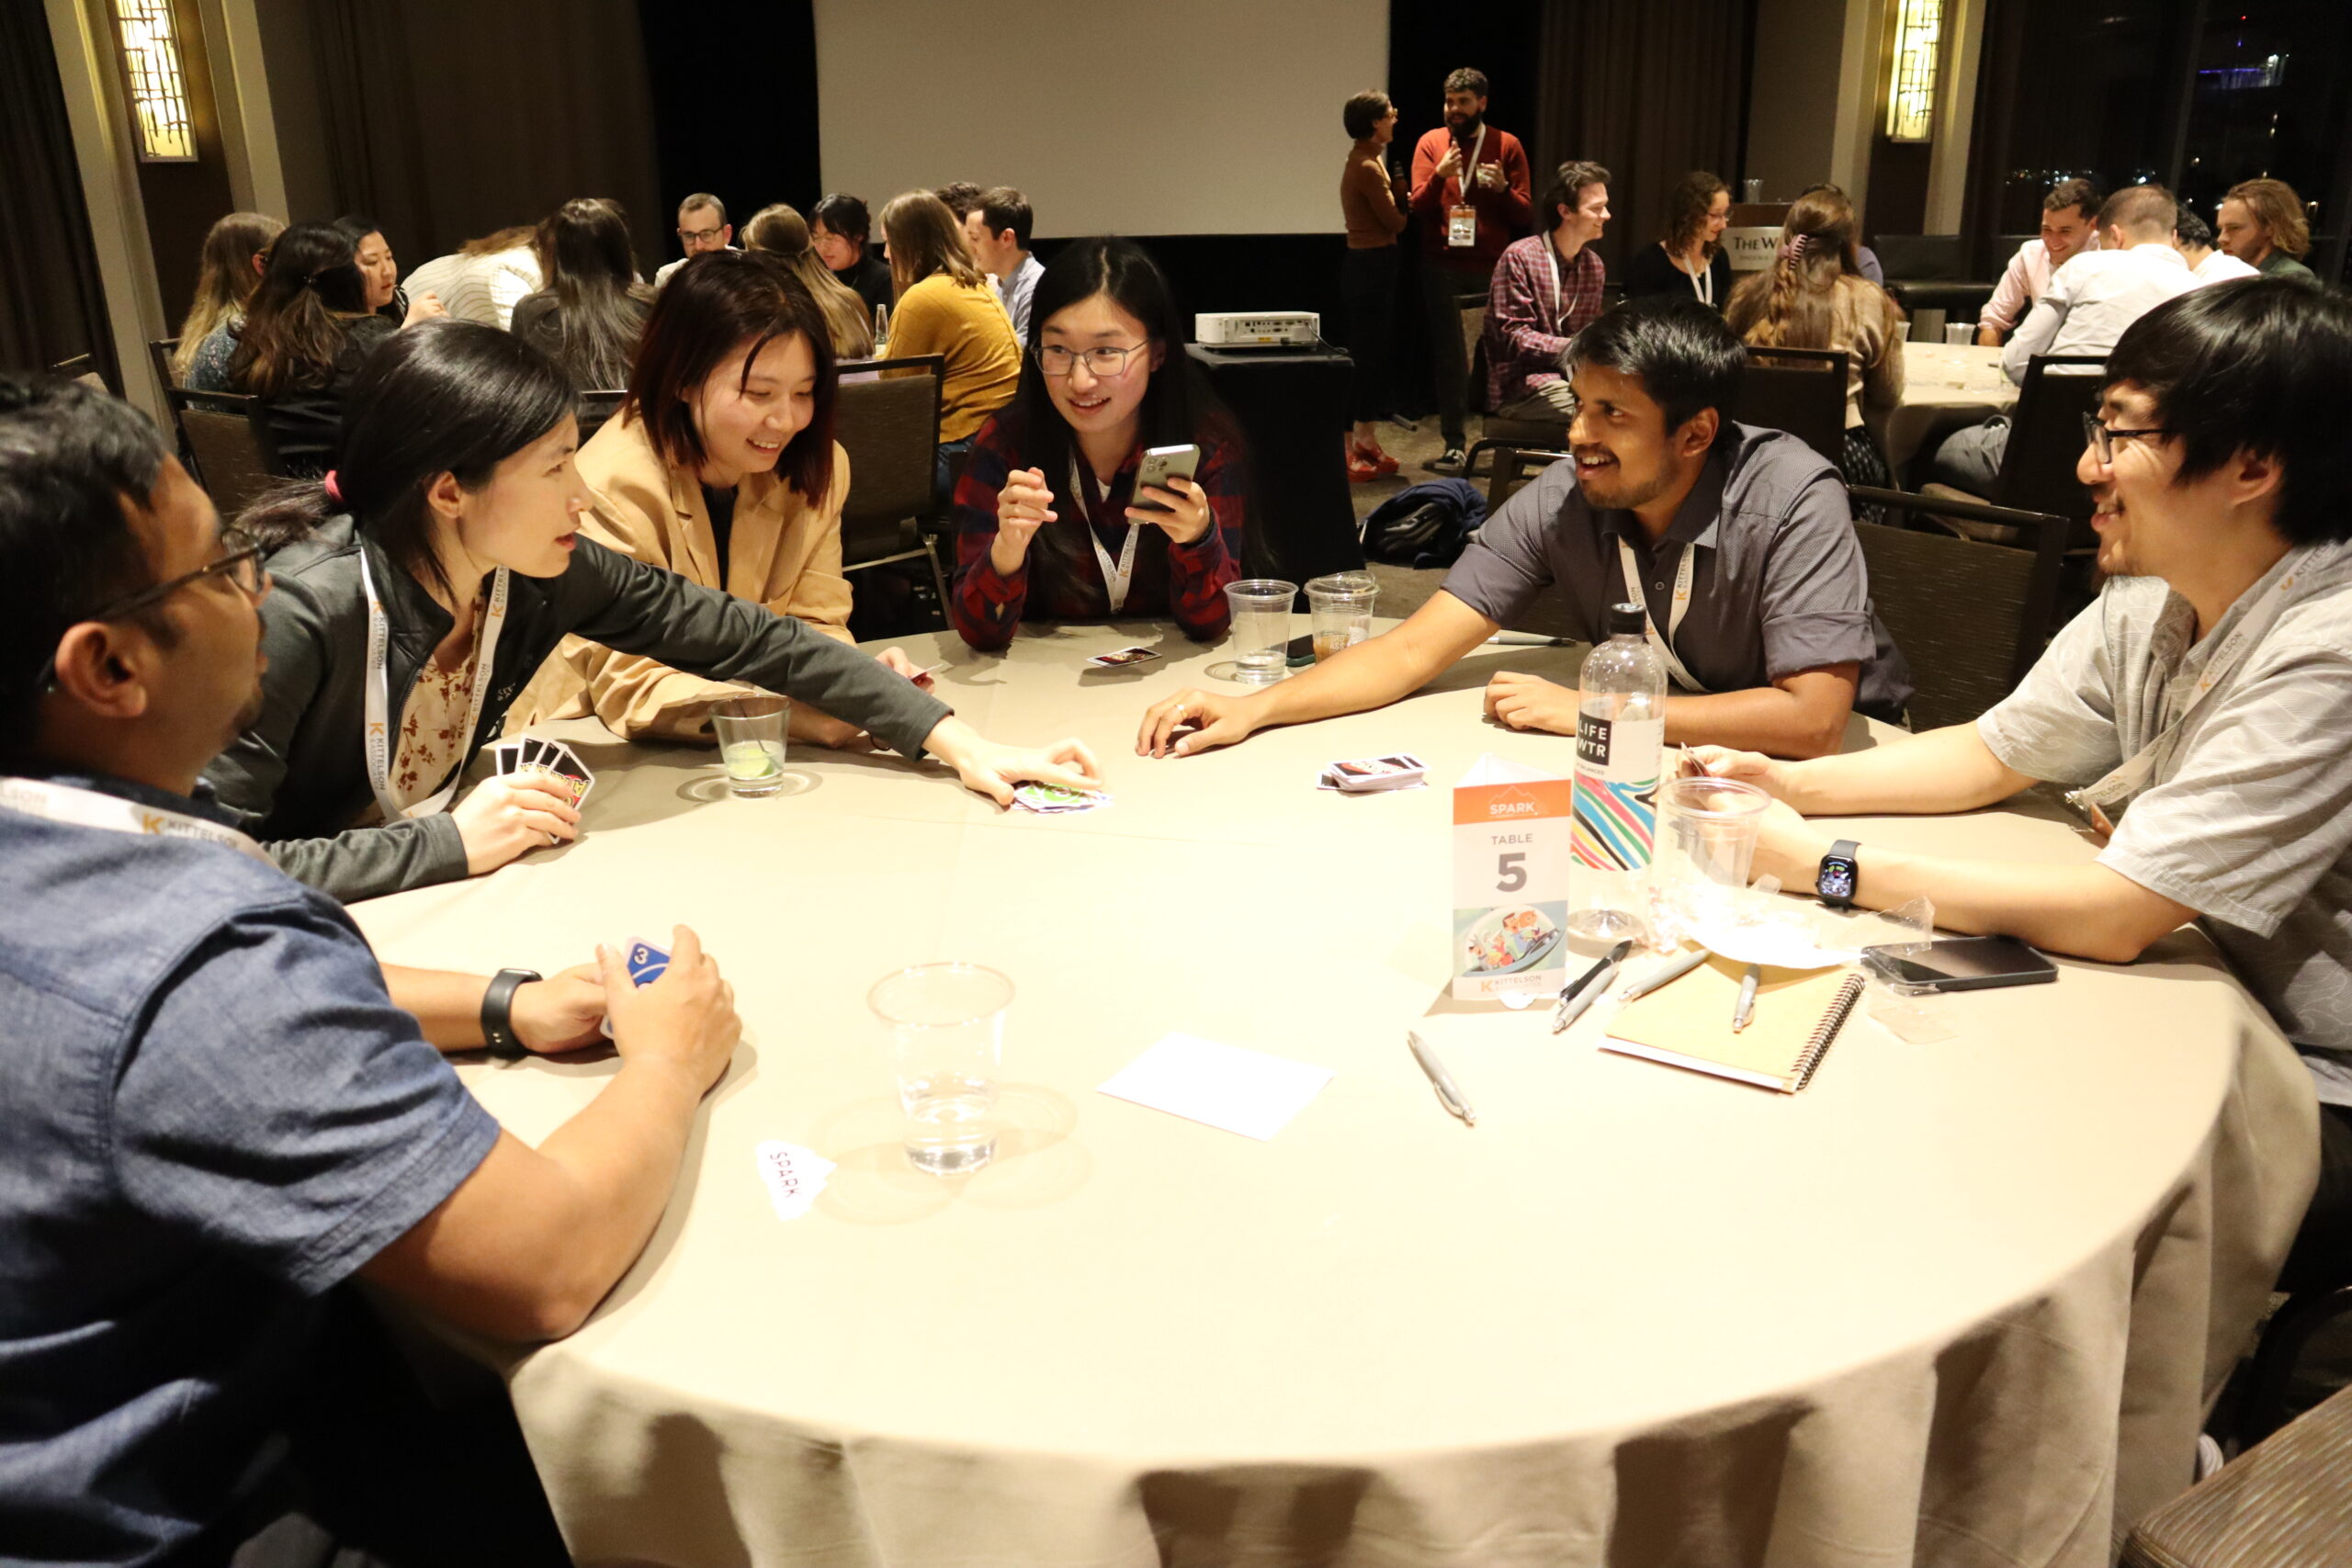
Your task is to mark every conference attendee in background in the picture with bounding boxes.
[1929,186,2197,496]
[1623,172,1733,309]
[2217,177,2316,280]
[400,224,544,331]
[656,193,737,288]
[227,220,435,476]
[524,252,877,749]
[1484,161,1612,424]
[1794,184,1885,285]
[965,187,1046,343]
[948,237,1246,652]
[336,215,434,325]
[510,197,655,436]
[1409,66,1532,473]
[0,371,752,1568]
[934,182,985,220]
[1977,177,2103,346]
[173,210,283,389]
[1138,297,1910,762]
[1686,279,2352,1307]
[1724,185,1905,494]
[207,321,1098,902]
[813,193,894,316]
[1340,88,1408,480]
[2174,206,2259,284]
[878,190,1023,501]
[742,202,876,358]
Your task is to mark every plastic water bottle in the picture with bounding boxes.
[1567,602,1667,939]
[872,302,890,350]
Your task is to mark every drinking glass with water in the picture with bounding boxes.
[1224,579,1297,684]
[867,962,1012,1176]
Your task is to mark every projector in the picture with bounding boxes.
[1194,311,1321,347]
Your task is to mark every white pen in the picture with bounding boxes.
[1407,1031,1476,1126]
[1619,947,1711,1003]
[1484,631,1573,647]
[1732,964,1762,1032]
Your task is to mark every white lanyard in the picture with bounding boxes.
[1456,126,1486,198]
[1069,452,1140,615]
[0,774,270,863]
[1681,249,1715,307]
[1615,536,1708,693]
[359,550,509,822]
[2067,556,2308,822]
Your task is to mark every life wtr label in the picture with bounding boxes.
[1571,713,1662,872]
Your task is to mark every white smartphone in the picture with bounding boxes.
[1132,444,1202,513]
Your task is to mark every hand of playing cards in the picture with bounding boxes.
[594,926,741,1089]
[453,739,591,874]
[492,737,595,807]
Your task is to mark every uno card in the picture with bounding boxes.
[599,936,674,1038]
[1087,646,1163,671]
[541,740,595,807]
[491,739,524,774]
[1012,782,1112,814]
[1318,752,1429,793]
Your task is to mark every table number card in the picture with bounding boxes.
[1452,754,1575,1001]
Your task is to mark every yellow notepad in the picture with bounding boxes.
[1600,956,1865,1093]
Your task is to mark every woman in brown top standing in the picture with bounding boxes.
[1340,89,1408,480]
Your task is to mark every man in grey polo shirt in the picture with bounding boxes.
[1136,296,1910,761]
[1692,277,2352,1296]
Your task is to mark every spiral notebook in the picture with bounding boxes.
[1600,957,1864,1093]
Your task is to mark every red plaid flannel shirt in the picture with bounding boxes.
[948,408,1246,651]
[1485,234,1607,408]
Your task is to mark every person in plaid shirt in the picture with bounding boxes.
[949,238,1247,651]
[1485,161,1612,423]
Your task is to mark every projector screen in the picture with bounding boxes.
[813,0,1388,238]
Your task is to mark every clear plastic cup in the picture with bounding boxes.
[868,963,1012,1176]
[1651,777,1773,926]
[1224,579,1297,684]
[1306,570,1378,661]
[711,696,789,797]
[1945,321,1975,346]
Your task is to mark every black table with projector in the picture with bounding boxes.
[1188,310,1363,593]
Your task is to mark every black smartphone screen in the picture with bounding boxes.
[1863,935,2058,991]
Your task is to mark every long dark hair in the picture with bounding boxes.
[1010,237,1235,516]
[1659,170,1730,257]
[625,248,838,502]
[228,221,372,396]
[240,321,576,603]
[1724,186,1899,354]
[532,197,652,390]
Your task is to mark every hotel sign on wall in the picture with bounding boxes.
[1723,228,1785,271]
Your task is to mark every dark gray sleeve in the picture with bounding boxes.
[204,575,470,904]
[1438,468,1565,630]
[559,539,953,758]
[1755,470,1884,679]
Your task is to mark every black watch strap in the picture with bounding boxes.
[480,968,541,1059]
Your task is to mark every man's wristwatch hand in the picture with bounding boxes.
[1816,839,1860,910]
[480,967,541,1058]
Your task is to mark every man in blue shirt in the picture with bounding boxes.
[0,375,743,1566]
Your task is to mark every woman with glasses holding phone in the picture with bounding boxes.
[946,237,1249,652]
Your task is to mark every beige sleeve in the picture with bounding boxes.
[777,445,855,645]
[1862,296,1905,412]
[566,479,763,744]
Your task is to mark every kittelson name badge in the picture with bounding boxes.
[1451,754,1574,1001]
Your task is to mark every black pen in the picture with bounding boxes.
[1553,940,1634,1033]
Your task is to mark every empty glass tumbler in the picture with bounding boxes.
[1306,571,1378,661]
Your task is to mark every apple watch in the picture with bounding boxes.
[1816,840,1860,909]
[480,967,542,1059]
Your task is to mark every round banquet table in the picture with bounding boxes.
[1875,341,2021,472]
[351,620,2317,1568]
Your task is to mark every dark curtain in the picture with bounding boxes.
[1532,0,1750,282]
[0,0,118,382]
[308,0,664,269]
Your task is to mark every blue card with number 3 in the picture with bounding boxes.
[626,941,671,987]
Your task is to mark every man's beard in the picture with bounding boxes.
[1574,456,1675,513]
[1448,112,1483,135]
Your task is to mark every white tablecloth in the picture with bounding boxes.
[353,621,2317,1568]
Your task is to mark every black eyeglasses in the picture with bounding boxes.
[32,524,268,692]
[2082,412,2173,466]
[1036,343,1151,378]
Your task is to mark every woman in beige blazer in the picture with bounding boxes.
[523,250,928,745]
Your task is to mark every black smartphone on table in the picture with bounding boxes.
[1860,935,2058,993]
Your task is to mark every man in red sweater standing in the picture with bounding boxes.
[1409,67,1532,473]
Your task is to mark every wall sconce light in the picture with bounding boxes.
[1885,0,1941,142]
[110,0,198,163]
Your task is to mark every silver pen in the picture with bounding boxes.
[1619,946,1712,1003]
[1484,630,1573,647]
[1732,964,1762,1032]
[1553,939,1634,1033]
[1407,1031,1476,1126]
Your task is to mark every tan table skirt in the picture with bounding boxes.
[352,620,2317,1568]
[1876,341,2024,471]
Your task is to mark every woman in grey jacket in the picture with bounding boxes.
[205,319,1097,902]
